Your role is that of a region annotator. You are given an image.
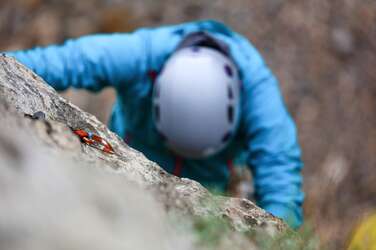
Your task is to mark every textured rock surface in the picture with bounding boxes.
[0,103,194,250]
[0,55,287,248]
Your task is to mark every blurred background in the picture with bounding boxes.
[1,0,375,249]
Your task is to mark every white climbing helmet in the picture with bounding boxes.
[152,46,241,159]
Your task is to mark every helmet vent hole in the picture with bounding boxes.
[154,105,160,122]
[227,85,233,99]
[191,46,200,52]
[224,64,233,77]
[228,105,234,123]
[222,131,232,143]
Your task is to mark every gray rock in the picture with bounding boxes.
[0,55,288,249]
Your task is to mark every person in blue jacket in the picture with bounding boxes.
[5,20,304,228]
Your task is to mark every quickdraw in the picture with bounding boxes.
[72,129,115,154]
[24,111,116,155]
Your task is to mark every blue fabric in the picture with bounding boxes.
[5,20,304,229]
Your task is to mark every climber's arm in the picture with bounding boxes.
[5,31,148,92]
[243,74,304,229]
[238,37,304,229]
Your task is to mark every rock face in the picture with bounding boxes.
[0,55,287,249]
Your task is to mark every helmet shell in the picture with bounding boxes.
[152,46,241,159]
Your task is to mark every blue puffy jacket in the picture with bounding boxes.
[6,20,304,228]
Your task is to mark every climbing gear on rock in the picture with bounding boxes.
[24,111,52,134]
[24,111,115,155]
[152,46,241,159]
[72,129,115,154]
[24,111,46,120]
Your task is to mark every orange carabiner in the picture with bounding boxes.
[72,129,115,154]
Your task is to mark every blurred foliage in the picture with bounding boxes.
[1,0,376,249]
[193,215,232,249]
[193,215,320,250]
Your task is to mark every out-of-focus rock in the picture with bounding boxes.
[0,117,193,250]
[0,55,289,249]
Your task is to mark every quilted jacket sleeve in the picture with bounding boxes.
[236,34,304,229]
[5,31,149,92]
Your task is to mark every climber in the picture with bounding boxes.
[5,20,304,229]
